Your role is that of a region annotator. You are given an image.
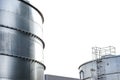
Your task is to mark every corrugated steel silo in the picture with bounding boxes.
[78,46,120,80]
[0,0,45,80]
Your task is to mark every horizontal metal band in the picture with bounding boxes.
[0,24,45,48]
[0,53,46,70]
[99,72,120,77]
[80,72,120,80]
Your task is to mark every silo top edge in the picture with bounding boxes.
[78,55,120,69]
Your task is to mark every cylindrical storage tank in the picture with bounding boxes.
[0,0,45,80]
[78,55,120,80]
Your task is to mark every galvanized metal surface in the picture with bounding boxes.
[0,27,44,62]
[79,55,120,80]
[0,55,44,80]
[0,0,45,80]
[0,0,44,40]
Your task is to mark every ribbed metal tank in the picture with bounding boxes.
[78,47,120,80]
[0,0,45,80]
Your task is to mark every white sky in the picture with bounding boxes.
[32,0,120,78]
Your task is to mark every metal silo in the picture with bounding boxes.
[78,46,120,80]
[0,0,45,80]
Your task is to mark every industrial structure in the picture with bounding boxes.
[2,1,120,80]
[0,0,45,80]
[45,74,79,80]
[78,46,120,80]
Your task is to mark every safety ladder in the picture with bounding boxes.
[92,46,116,80]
